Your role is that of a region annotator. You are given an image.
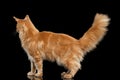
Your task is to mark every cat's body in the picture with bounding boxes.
[13,13,110,79]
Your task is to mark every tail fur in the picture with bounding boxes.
[79,13,110,53]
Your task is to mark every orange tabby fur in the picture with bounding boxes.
[13,13,110,79]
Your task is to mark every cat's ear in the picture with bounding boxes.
[13,16,20,22]
[24,15,30,20]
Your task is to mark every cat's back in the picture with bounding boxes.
[41,31,77,40]
[57,33,77,42]
[37,31,78,45]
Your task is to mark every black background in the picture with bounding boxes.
[0,0,117,80]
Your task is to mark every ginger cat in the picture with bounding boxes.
[13,13,110,79]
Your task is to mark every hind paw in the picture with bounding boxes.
[61,72,73,79]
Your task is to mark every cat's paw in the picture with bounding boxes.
[61,72,66,77]
[35,72,43,78]
[61,72,73,79]
[27,72,35,76]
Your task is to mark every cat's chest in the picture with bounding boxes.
[22,40,44,58]
[23,47,34,61]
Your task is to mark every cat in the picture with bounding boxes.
[13,13,110,79]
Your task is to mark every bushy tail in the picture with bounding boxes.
[79,13,110,53]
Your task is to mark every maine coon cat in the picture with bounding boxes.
[13,13,110,79]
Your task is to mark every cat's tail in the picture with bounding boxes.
[79,13,110,54]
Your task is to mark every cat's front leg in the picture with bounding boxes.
[27,60,36,76]
[34,57,43,78]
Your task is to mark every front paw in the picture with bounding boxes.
[27,71,35,76]
[35,72,43,78]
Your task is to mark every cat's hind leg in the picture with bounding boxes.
[61,60,81,79]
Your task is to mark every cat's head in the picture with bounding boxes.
[13,15,31,33]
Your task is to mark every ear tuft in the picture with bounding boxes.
[24,15,30,20]
[13,16,19,21]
